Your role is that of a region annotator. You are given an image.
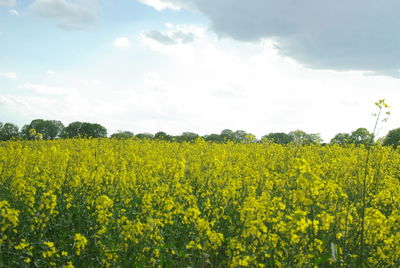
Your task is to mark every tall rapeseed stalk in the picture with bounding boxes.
[359,99,390,266]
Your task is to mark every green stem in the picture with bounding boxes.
[360,106,382,267]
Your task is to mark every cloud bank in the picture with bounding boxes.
[0,0,16,7]
[143,24,202,46]
[139,0,400,77]
[30,0,97,31]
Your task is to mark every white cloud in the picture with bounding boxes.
[0,0,16,7]
[0,72,17,79]
[112,37,131,48]
[30,0,97,31]
[15,83,95,121]
[8,9,18,16]
[143,24,202,46]
[47,70,55,75]
[141,24,205,61]
[137,0,181,11]
[153,0,400,77]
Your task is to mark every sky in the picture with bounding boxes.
[1,0,400,141]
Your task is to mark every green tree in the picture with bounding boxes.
[220,129,235,142]
[80,123,107,138]
[21,119,64,140]
[20,119,44,139]
[177,132,199,143]
[45,120,64,139]
[20,124,37,140]
[203,134,224,143]
[383,128,400,148]
[62,122,107,138]
[350,128,374,146]
[135,133,154,140]
[154,131,172,141]
[61,122,82,138]
[110,131,134,140]
[0,123,19,141]
[263,132,293,144]
[26,119,46,138]
[233,130,247,143]
[330,133,351,145]
[289,130,322,145]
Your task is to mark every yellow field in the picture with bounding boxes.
[0,139,399,267]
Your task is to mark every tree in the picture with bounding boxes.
[21,119,64,140]
[177,132,199,143]
[20,125,30,139]
[233,130,247,143]
[350,128,374,146]
[80,123,107,138]
[20,119,44,139]
[27,119,47,137]
[62,122,107,138]
[45,120,64,139]
[203,134,224,143]
[263,132,293,144]
[221,129,234,136]
[289,130,322,145]
[383,128,400,148]
[330,133,351,145]
[220,129,235,142]
[61,122,82,138]
[0,123,19,141]
[154,131,172,141]
[135,133,154,140]
[110,131,134,140]
[308,133,323,144]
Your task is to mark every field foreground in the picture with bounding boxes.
[0,139,399,267]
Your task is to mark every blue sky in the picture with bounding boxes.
[1,0,400,141]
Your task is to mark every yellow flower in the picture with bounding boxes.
[0,201,19,232]
[15,240,29,250]
[74,233,88,256]
[42,241,57,258]
[63,261,74,268]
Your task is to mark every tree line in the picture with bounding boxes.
[0,120,106,140]
[1,119,400,147]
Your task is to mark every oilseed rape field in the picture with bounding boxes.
[0,139,399,267]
